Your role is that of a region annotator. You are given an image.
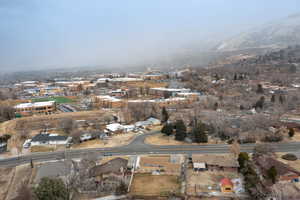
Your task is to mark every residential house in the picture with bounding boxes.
[89,158,130,190]
[146,117,161,126]
[192,154,239,173]
[255,155,300,183]
[106,123,124,134]
[30,133,71,146]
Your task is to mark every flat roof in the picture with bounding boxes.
[14,101,55,109]
[96,95,122,102]
[150,87,191,92]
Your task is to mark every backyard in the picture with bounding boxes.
[130,173,180,196]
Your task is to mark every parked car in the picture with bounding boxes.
[23,139,31,149]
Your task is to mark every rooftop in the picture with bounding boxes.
[14,101,55,109]
[31,133,69,142]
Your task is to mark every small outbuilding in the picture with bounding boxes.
[220,178,234,193]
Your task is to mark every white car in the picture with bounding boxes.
[23,139,32,148]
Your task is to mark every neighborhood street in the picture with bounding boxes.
[1,131,300,167]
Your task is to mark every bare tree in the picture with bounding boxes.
[60,118,76,135]
[230,140,240,159]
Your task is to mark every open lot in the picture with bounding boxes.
[30,145,56,153]
[5,164,34,200]
[72,132,137,149]
[145,133,223,146]
[130,173,180,196]
[0,167,15,200]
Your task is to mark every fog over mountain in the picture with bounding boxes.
[0,1,300,73]
[216,13,300,51]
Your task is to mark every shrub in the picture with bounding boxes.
[281,153,297,161]
[263,135,283,142]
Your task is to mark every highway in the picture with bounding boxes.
[1,131,300,167]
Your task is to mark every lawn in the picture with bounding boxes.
[31,145,55,152]
[130,174,180,196]
[31,96,74,104]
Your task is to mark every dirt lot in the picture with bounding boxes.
[5,164,34,200]
[0,167,15,200]
[130,174,180,196]
[145,133,223,146]
[30,145,56,152]
[186,169,239,196]
[72,132,137,149]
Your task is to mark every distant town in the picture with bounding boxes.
[0,45,300,200]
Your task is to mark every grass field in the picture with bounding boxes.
[31,96,74,104]
[130,174,180,196]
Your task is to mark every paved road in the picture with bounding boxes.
[1,130,300,167]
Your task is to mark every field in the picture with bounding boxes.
[130,174,180,196]
[31,96,75,104]
[30,145,56,153]
[71,132,137,149]
[145,133,224,145]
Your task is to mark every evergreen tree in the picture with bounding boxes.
[254,96,265,109]
[193,121,208,143]
[288,128,295,137]
[233,73,237,80]
[279,95,285,104]
[214,102,219,110]
[175,120,187,141]
[34,177,69,200]
[271,94,276,103]
[161,123,173,136]
[267,166,277,184]
[256,84,264,94]
[238,152,249,170]
[161,107,169,123]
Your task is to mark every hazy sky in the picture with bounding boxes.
[0,0,300,72]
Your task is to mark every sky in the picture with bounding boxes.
[0,0,300,72]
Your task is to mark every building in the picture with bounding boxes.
[142,74,168,80]
[177,92,200,101]
[255,155,300,183]
[220,178,234,193]
[192,154,239,173]
[106,123,124,134]
[94,96,124,109]
[14,101,56,115]
[30,133,71,146]
[149,87,191,97]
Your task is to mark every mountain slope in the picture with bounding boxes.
[216,14,300,51]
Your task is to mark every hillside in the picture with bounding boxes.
[216,14,300,51]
